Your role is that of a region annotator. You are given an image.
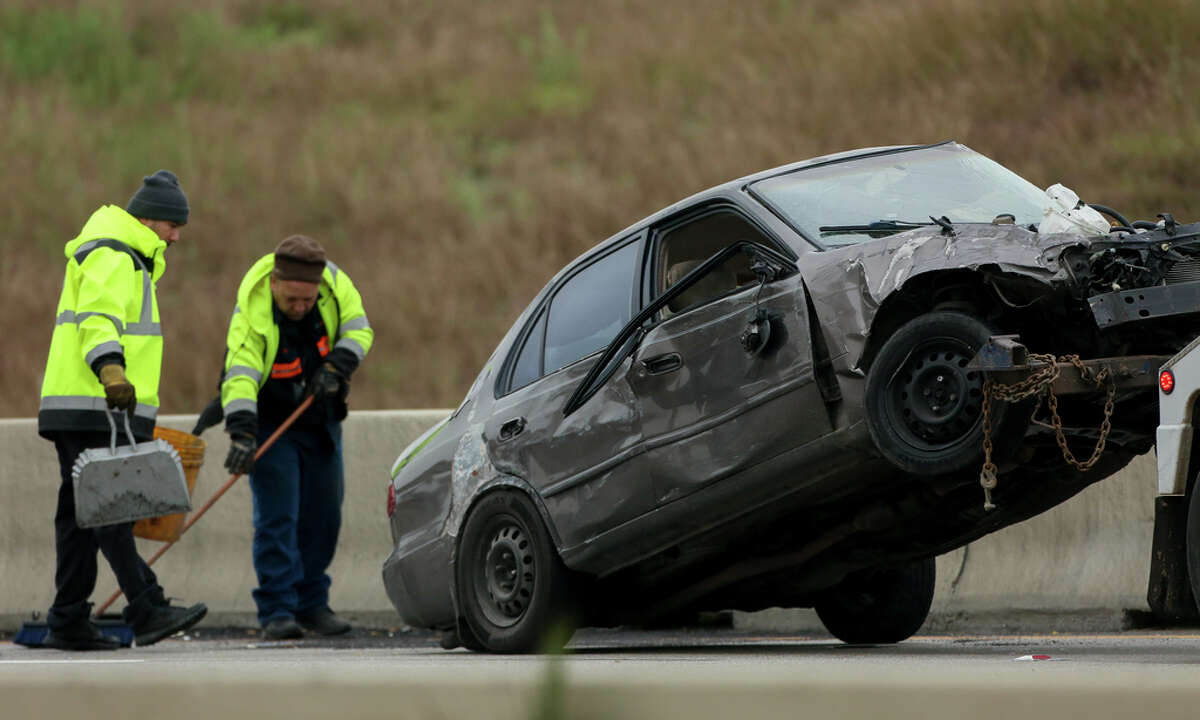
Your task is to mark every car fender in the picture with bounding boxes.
[445,426,565,620]
[798,224,1091,369]
[446,424,562,549]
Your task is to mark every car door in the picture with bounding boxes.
[628,206,832,507]
[484,236,656,551]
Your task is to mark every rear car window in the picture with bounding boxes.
[508,310,546,392]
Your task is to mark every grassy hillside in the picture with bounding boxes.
[4,0,1200,416]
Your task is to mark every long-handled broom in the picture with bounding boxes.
[15,396,314,648]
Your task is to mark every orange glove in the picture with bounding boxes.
[98,363,137,414]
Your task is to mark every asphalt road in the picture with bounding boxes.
[4,627,1200,719]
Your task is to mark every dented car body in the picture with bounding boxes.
[384,141,1200,651]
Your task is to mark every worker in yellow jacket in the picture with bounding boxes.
[218,235,373,640]
[38,171,207,650]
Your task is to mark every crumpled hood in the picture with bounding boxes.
[797,223,1095,368]
[65,204,168,280]
[801,223,1092,303]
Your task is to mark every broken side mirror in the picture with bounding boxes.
[744,245,785,284]
[740,309,772,355]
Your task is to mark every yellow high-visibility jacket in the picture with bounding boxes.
[38,205,168,439]
[220,254,373,425]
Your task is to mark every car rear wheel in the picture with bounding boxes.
[456,490,576,653]
[814,557,936,644]
[865,311,1024,475]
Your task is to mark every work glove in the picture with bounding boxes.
[191,396,224,436]
[308,362,348,401]
[224,433,257,476]
[98,363,137,415]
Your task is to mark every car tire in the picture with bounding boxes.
[814,557,936,644]
[1186,482,1200,613]
[455,618,487,652]
[456,490,576,653]
[865,311,1024,475]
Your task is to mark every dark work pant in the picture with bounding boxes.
[248,423,344,625]
[48,431,166,630]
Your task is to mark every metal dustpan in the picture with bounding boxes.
[72,410,192,529]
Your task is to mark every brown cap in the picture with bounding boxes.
[273,235,326,283]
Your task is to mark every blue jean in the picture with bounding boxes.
[248,424,344,625]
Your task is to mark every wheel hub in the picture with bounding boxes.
[890,344,983,448]
[478,523,535,627]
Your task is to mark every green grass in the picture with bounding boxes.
[4,0,1200,416]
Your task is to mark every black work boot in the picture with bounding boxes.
[295,607,352,636]
[263,617,304,640]
[44,620,121,651]
[133,602,207,647]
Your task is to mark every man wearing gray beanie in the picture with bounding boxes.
[36,170,205,650]
[125,170,190,227]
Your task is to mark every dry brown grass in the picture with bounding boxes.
[4,0,1200,416]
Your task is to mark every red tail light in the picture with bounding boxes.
[1161,369,1175,395]
[387,483,397,517]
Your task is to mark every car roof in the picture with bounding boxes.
[573,142,942,268]
[493,141,949,398]
[731,142,933,187]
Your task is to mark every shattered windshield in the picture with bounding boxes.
[750,143,1048,248]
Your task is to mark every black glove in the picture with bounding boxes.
[308,362,348,400]
[191,396,224,436]
[224,433,257,475]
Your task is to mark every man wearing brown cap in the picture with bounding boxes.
[37,170,207,650]
[218,235,373,640]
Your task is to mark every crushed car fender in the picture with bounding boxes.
[447,425,491,538]
[802,225,1090,369]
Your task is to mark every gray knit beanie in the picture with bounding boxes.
[126,170,189,225]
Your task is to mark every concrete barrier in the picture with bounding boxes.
[0,410,450,630]
[737,453,1157,633]
[0,412,1157,632]
[932,454,1155,617]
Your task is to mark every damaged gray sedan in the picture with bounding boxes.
[384,141,1200,652]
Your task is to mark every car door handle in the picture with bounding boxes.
[641,353,682,375]
[498,417,526,442]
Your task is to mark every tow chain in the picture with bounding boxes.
[978,353,1116,511]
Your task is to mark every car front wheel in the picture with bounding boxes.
[865,311,1024,475]
[814,557,936,644]
[455,490,576,653]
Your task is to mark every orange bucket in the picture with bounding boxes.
[132,427,206,542]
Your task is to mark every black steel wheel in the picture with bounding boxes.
[814,557,936,645]
[865,311,1025,475]
[456,490,575,653]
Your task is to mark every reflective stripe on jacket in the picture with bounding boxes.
[220,254,373,420]
[38,205,168,439]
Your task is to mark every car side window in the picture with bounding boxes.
[508,310,546,392]
[544,242,639,374]
[656,210,766,315]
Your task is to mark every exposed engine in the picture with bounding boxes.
[1086,227,1200,295]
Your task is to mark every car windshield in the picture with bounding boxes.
[750,143,1049,248]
